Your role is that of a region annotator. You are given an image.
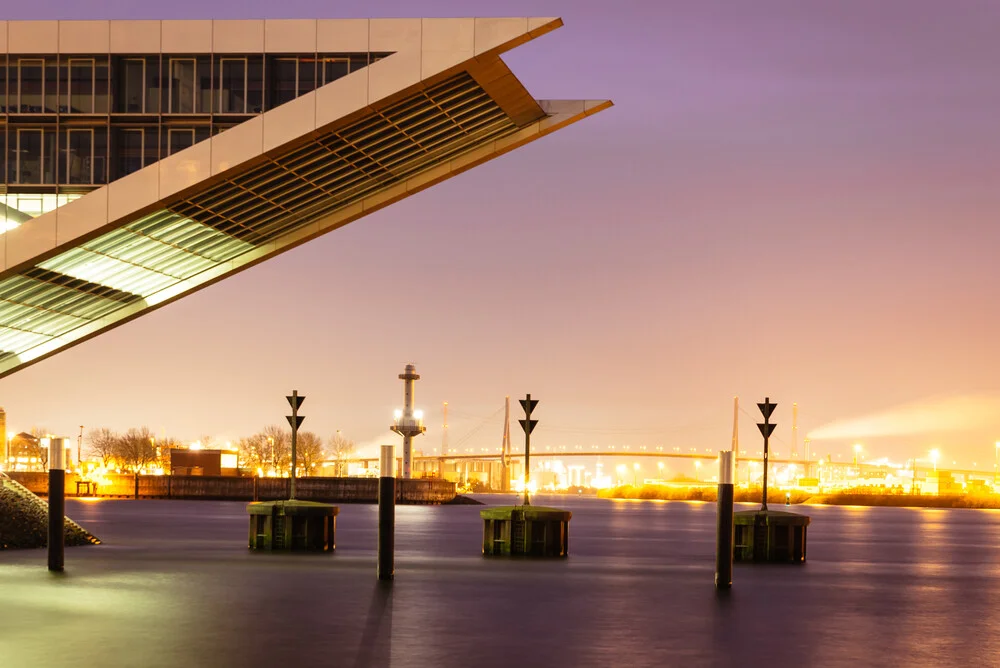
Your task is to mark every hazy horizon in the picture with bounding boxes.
[2,1,999,469]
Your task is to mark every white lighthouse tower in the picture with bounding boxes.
[390,364,426,479]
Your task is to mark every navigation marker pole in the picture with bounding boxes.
[378,444,396,581]
[757,398,777,512]
[518,395,538,506]
[47,437,66,572]
[286,391,305,500]
[716,450,734,590]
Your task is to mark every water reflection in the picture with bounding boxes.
[0,498,998,667]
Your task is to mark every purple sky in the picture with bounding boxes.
[4,1,1000,467]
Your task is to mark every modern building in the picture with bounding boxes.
[0,19,609,378]
[169,446,238,476]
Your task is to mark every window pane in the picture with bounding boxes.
[197,58,212,114]
[168,129,194,155]
[5,130,14,183]
[170,60,195,113]
[121,59,145,113]
[93,127,108,183]
[272,58,297,108]
[45,61,59,113]
[349,55,369,72]
[67,130,93,184]
[95,61,110,114]
[19,60,43,113]
[147,60,161,112]
[297,59,316,98]
[247,57,264,113]
[43,130,57,183]
[220,59,246,114]
[0,63,8,113]
[18,129,42,183]
[118,129,144,177]
[69,60,94,113]
[321,57,349,85]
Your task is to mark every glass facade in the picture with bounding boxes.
[0,51,387,228]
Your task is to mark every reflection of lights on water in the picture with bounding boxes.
[510,480,537,494]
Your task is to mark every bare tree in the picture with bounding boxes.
[328,432,356,477]
[237,434,269,474]
[117,426,158,474]
[29,426,52,470]
[295,431,324,476]
[262,425,290,474]
[9,432,42,471]
[155,435,181,472]
[87,427,120,468]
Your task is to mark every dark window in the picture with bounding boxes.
[219,58,246,114]
[94,60,110,114]
[4,129,13,183]
[0,62,7,113]
[350,54,370,72]
[146,59,161,112]
[45,61,59,113]
[66,129,94,184]
[16,128,42,183]
[168,128,194,155]
[197,58,213,114]
[169,59,196,113]
[247,57,264,113]
[67,59,95,113]
[272,58,298,108]
[297,58,316,98]
[120,58,146,113]
[18,59,44,113]
[117,128,144,176]
[320,57,349,85]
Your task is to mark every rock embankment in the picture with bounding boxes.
[0,484,100,550]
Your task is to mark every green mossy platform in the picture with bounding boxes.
[480,505,571,557]
[248,500,338,552]
[734,509,810,563]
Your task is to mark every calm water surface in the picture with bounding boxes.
[1,495,999,667]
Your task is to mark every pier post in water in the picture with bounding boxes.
[715,450,734,589]
[47,437,66,572]
[378,444,396,581]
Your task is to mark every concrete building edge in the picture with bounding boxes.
[0,44,559,276]
[0,101,608,380]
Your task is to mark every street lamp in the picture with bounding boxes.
[633,462,639,486]
[853,443,862,478]
[930,448,940,472]
[616,463,626,484]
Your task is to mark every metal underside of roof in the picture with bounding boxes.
[0,72,522,369]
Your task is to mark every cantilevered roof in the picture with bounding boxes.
[0,18,612,378]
